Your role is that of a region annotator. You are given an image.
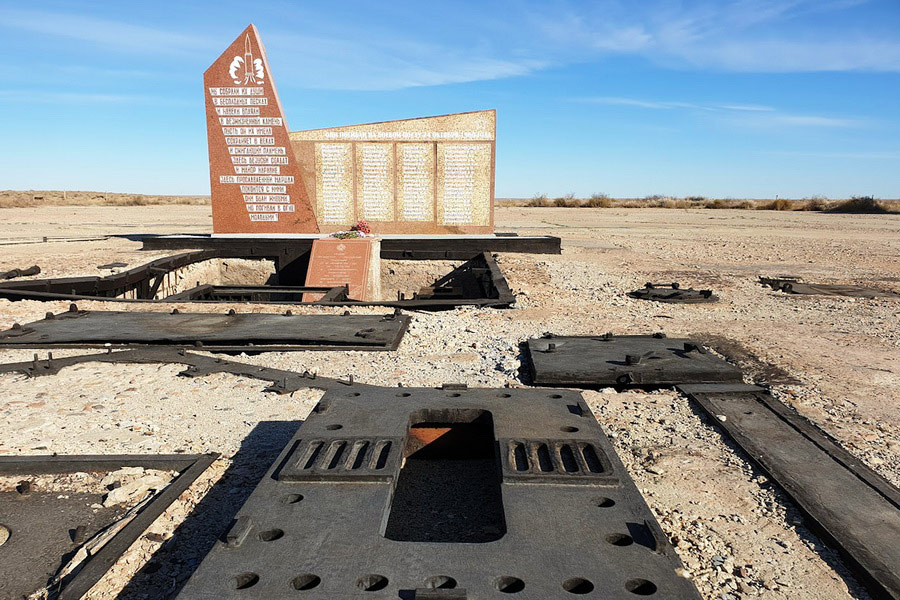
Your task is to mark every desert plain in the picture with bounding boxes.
[0,204,898,599]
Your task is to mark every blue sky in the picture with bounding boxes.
[1,0,898,198]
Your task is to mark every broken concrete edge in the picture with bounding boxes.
[0,452,218,600]
[677,383,900,600]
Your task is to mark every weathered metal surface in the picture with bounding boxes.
[759,276,900,299]
[164,253,515,309]
[0,453,216,600]
[0,251,219,301]
[177,386,701,599]
[678,384,900,600]
[0,348,348,394]
[0,310,410,352]
[526,334,744,387]
[0,264,41,279]
[628,282,718,303]
[0,252,514,310]
[139,233,562,258]
[164,284,350,303]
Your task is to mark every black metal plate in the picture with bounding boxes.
[0,252,515,311]
[177,386,700,599]
[0,453,216,600]
[139,234,562,259]
[0,310,410,352]
[628,283,718,303]
[759,277,900,299]
[678,384,900,600]
[526,335,744,387]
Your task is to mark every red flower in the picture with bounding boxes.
[352,220,371,234]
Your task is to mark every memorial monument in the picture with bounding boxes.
[205,25,496,235]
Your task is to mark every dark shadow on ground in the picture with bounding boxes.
[115,420,301,600]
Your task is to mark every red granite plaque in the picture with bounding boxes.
[304,238,378,301]
[205,25,318,234]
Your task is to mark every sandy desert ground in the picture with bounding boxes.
[0,205,898,599]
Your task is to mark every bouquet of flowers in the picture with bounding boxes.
[328,221,373,239]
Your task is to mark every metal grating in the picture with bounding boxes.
[501,439,615,483]
[177,386,701,600]
[278,438,401,482]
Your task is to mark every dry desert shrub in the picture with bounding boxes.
[0,190,209,208]
[800,196,829,211]
[825,196,890,214]
[703,199,730,209]
[553,193,578,207]
[663,198,692,208]
[526,194,550,207]
[585,194,612,208]
[757,198,797,211]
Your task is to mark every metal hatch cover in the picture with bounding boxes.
[176,386,701,599]
[526,334,744,387]
[0,309,410,352]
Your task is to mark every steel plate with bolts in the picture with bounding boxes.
[0,309,410,352]
[0,453,216,600]
[176,385,701,599]
[526,334,744,387]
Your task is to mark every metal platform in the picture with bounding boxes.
[627,282,718,303]
[759,277,900,299]
[526,334,744,387]
[0,252,515,310]
[679,384,900,600]
[139,233,562,259]
[0,453,216,600]
[0,309,410,352]
[177,385,701,599]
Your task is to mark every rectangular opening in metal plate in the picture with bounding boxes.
[384,408,506,543]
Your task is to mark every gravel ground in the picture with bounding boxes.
[0,206,898,599]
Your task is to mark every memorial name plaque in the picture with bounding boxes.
[205,25,318,234]
[303,238,381,302]
[291,111,496,234]
[206,26,496,235]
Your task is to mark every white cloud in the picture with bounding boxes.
[0,90,192,106]
[533,0,900,73]
[0,8,216,55]
[571,95,860,128]
[263,32,548,91]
